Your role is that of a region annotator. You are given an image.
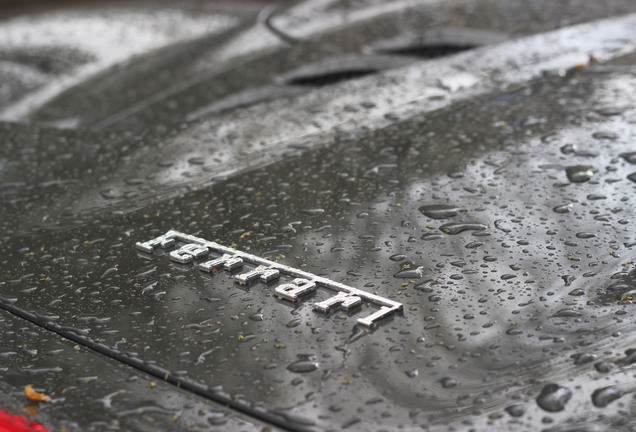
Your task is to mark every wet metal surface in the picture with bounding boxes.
[0,313,267,431]
[2,64,636,430]
[4,9,636,234]
[1,1,636,431]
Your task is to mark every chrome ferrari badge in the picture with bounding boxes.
[136,230,402,326]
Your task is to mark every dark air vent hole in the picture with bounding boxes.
[376,43,476,59]
[285,69,379,87]
[368,28,508,61]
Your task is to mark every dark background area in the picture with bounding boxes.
[0,0,124,18]
[0,0,276,19]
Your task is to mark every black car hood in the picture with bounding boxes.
[1,1,636,431]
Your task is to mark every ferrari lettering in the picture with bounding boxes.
[136,230,402,326]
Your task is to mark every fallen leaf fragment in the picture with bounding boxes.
[24,386,51,403]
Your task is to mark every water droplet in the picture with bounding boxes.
[594,361,613,373]
[465,241,484,249]
[298,208,325,216]
[439,377,457,388]
[587,194,606,201]
[405,368,419,378]
[572,352,596,365]
[575,232,596,239]
[620,152,636,164]
[494,219,511,233]
[249,309,264,321]
[619,349,636,365]
[560,144,576,154]
[100,267,118,279]
[341,418,361,429]
[561,275,576,286]
[536,384,572,412]
[100,189,117,200]
[124,178,143,186]
[393,266,425,279]
[592,130,619,140]
[389,254,407,262]
[505,404,525,417]
[565,165,597,183]
[421,233,444,241]
[591,385,624,408]
[287,355,319,373]
[439,223,487,235]
[552,309,582,318]
[286,319,301,328]
[553,203,573,214]
[418,204,462,219]
[207,413,228,426]
[598,106,627,116]
[188,157,205,165]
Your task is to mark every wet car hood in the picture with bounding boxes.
[2,1,636,431]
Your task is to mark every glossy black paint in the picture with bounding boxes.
[1,1,636,431]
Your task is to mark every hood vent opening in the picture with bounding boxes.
[277,54,413,87]
[285,69,379,87]
[374,43,476,59]
[367,27,508,59]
